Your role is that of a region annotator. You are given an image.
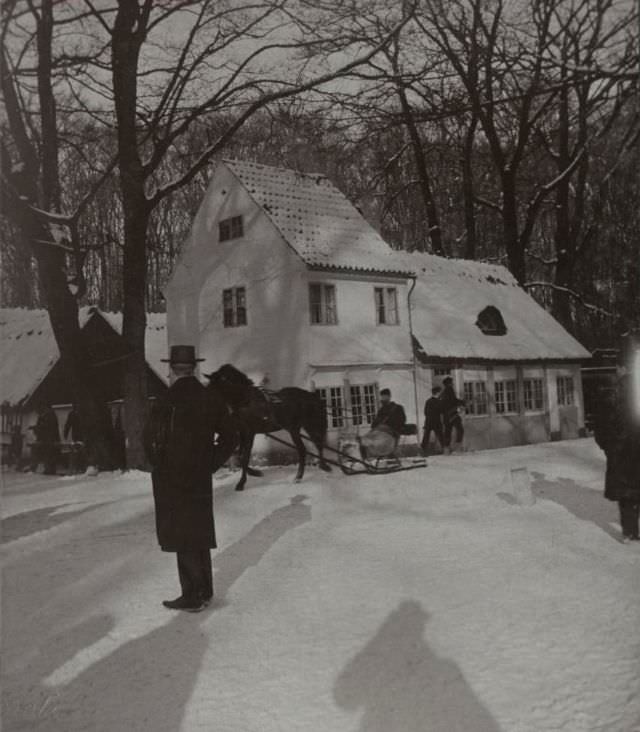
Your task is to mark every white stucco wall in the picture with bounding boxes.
[165,164,310,387]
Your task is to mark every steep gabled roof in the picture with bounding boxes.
[224,159,412,277]
[0,308,169,407]
[403,252,591,362]
[99,311,169,383]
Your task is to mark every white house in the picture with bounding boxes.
[165,160,590,454]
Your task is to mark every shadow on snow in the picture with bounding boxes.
[333,600,501,732]
[2,495,312,731]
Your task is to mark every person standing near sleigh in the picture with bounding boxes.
[440,377,465,455]
[144,345,236,612]
[421,386,444,455]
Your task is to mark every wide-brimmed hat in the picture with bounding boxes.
[161,345,204,364]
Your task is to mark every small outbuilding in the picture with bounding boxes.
[0,307,168,461]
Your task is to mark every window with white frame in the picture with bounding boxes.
[223,287,247,327]
[495,379,519,414]
[350,384,378,426]
[374,287,399,325]
[309,283,337,325]
[463,381,488,415]
[218,215,243,242]
[557,376,575,406]
[523,378,544,411]
[316,386,345,428]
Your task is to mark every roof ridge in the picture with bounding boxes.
[222,158,327,181]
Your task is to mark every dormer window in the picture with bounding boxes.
[476,305,507,336]
[219,215,243,242]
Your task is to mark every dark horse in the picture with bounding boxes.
[205,364,331,491]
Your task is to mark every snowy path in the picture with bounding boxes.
[2,439,639,732]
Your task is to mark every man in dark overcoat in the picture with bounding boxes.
[144,345,236,612]
[440,377,465,454]
[593,333,640,543]
[421,386,444,454]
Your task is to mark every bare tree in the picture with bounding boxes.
[1,0,117,467]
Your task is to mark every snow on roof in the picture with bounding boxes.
[0,308,62,407]
[0,308,169,407]
[224,159,412,276]
[404,252,591,361]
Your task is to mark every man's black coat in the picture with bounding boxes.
[593,374,640,502]
[423,396,443,428]
[372,401,406,437]
[143,376,236,552]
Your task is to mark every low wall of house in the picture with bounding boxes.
[462,414,549,451]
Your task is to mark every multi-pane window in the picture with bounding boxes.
[557,376,575,406]
[495,379,518,414]
[523,378,544,411]
[463,381,488,415]
[309,284,337,325]
[434,366,452,377]
[374,287,399,325]
[317,386,345,428]
[350,384,378,426]
[218,215,243,242]
[1,405,17,433]
[222,287,247,327]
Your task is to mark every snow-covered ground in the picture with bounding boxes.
[2,438,639,732]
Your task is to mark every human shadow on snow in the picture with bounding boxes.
[530,471,621,542]
[213,493,311,599]
[333,600,501,732]
[3,495,312,732]
[1,502,111,543]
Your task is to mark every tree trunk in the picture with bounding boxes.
[112,0,151,469]
[122,208,150,469]
[12,198,116,468]
[502,175,526,284]
[461,115,478,260]
[395,85,445,255]
[551,76,575,332]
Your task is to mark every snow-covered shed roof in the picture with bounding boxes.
[224,159,412,277]
[404,253,591,362]
[0,308,169,407]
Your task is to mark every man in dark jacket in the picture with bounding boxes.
[144,345,236,612]
[593,334,640,543]
[371,388,406,438]
[421,386,444,454]
[440,377,465,454]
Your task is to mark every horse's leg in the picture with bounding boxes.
[302,407,331,472]
[244,433,263,477]
[235,431,252,491]
[309,430,332,472]
[289,428,306,483]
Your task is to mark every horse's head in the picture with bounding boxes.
[204,364,255,407]
[205,363,254,388]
